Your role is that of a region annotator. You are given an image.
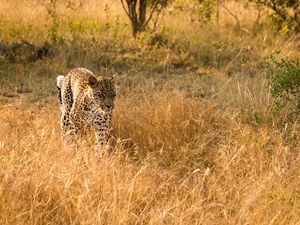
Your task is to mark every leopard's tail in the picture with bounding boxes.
[57,75,64,89]
[56,75,64,108]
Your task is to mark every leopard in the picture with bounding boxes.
[56,67,116,153]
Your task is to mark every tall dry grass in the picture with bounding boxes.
[1,0,300,224]
[1,90,300,224]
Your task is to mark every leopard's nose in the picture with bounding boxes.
[105,104,113,110]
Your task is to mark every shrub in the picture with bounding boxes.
[265,55,300,113]
[253,0,300,33]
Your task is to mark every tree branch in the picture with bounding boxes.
[220,3,241,29]
[121,0,130,18]
[152,7,162,32]
[221,3,251,35]
[141,0,160,30]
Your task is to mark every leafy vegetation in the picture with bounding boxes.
[254,0,300,33]
[265,56,300,113]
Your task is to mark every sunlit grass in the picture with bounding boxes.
[1,0,300,224]
[0,89,300,224]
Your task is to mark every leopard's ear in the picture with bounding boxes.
[88,76,98,87]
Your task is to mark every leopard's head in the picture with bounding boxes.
[87,75,116,113]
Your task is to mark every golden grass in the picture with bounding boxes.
[1,90,300,224]
[1,0,300,224]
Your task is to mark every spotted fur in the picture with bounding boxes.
[56,68,116,152]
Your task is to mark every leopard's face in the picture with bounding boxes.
[88,75,116,114]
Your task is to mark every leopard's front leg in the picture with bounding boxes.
[62,100,84,146]
[93,113,112,154]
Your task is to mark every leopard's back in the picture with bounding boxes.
[64,68,94,98]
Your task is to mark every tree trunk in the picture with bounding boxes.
[139,0,147,28]
[128,0,138,36]
[125,0,148,37]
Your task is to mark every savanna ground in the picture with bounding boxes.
[1,0,300,224]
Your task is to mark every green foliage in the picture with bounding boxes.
[39,0,84,42]
[265,56,300,113]
[254,0,300,33]
[195,0,218,23]
[173,0,219,24]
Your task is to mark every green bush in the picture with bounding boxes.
[253,0,300,33]
[265,56,300,113]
